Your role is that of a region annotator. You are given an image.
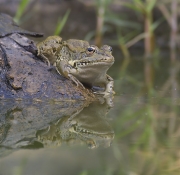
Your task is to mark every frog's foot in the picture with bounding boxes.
[104,88,115,97]
[39,54,50,66]
[93,77,115,96]
[92,88,114,96]
[95,94,114,108]
[104,75,115,96]
[93,90,114,109]
[104,94,114,108]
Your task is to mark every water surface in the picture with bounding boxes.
[0,56,179,175]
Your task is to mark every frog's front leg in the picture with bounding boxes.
[56,60,85,89]
[40,54,51,66]
[105,75,114,96]
[93,75,114,96]
[101,75,114,108]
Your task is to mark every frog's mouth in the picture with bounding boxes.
[68,124,114,148]
[68,58,114,68]
[71,124,114,139]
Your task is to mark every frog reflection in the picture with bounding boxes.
[0,100,89,150]
[36,102,114,149]
[0,99,114,151]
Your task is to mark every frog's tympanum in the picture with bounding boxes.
[37,36,115,95]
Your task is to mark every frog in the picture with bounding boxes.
[37,36,115,95]
[37,36,62,66]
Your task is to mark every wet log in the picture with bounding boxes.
[0,13,95,101]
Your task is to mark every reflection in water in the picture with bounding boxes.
[0,99,114,153]
[144,58,154,93]
[36,102,114,149]
[0,100,89,152]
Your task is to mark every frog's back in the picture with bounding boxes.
[64,39,89,53]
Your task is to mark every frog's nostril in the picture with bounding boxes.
[73,62,77,67]
[53,48,56,53]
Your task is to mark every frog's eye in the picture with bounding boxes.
[87,46,96,54]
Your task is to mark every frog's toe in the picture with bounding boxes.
[93,88,115,96]
[93,91,104,95]
[103,90,115,97]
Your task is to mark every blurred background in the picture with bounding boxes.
[0,0,175,58]
[1,0,180,175]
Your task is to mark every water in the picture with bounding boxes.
[0,54,179,175]
[0,0,178,173]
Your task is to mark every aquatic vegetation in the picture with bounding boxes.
[14,0,30,24]
[54,9,71,35]
[13,0,180,58]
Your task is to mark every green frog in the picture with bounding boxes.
[37,36,114,95]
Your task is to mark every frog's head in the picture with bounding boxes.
[56,39,114,86]
[60,39,114,69]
